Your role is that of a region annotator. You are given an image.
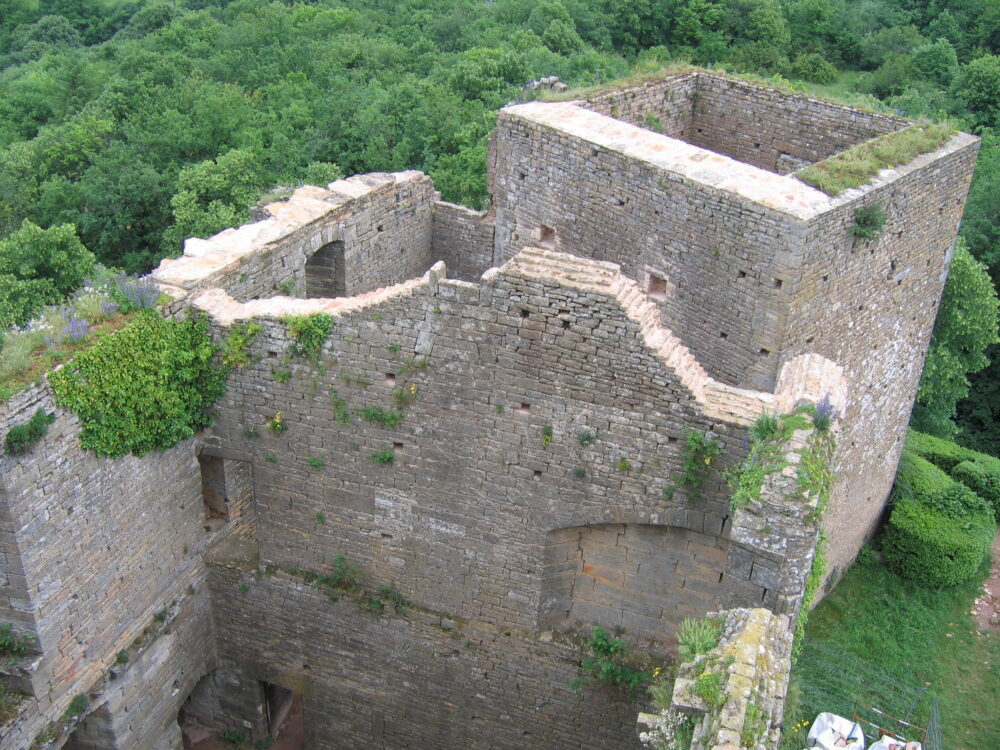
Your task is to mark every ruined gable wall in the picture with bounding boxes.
[0,385,224,750]
[200,260,748,633]
[188,248,842,749]
[489,104,807,391]
[786,134,980,578]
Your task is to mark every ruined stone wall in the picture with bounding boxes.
[784,134,980,578]
[488,95,978,583]
[200,255,746,633]
[687,74,905,173]
[431,201,496,281]
[580,71,697,139]
[204,540,645,750]
[176,245,843,748]
[0,384,228,749]
[489,102,815,391]
[638,608,794,750]
[153,172,437,305]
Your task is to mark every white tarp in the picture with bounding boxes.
[869,736,922,750]
[808,712,866,750]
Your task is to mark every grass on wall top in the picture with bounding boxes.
[796,121,955,196]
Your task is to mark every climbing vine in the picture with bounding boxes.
[49,312,230,458]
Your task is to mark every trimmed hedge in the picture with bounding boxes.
[951,460,1000,522]
[892,451,953,499]
[905,431,967,472]
[883,448,996,587]
[908,430,1000,521]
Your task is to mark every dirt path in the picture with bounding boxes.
[972,531,1000,631]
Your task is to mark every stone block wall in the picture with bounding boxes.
[687,74,905,173]
[431,201,496,281]
[0,384,237,749]
[580,72,905,174]
[152,172,437,306]
[783,134,981,577]
[489,101,814,391]
[580,71,698,139]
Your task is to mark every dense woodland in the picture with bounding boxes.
[2,0,1000,451]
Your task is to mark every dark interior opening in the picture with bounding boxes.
[199,453,229,528]
[305,240,346,298]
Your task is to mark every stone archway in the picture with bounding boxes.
[304,240,346,298]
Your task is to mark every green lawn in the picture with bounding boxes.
[782,548,999,750]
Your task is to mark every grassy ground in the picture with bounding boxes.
[782,548,999,750]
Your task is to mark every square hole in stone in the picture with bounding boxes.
[647,274,668,302]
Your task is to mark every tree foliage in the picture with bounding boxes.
[913,240,1000,439]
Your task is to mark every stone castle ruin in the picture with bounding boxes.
[0,72,980,749]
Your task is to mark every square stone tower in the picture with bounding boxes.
[488,71,980,578]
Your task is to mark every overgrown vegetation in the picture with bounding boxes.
[676,615,723,661]
[797,122,954,196]
[571,625,649,697]
[48,311,229,457]
[3,407,54,454]
[283,313,333,360]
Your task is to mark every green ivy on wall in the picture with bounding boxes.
[49,311,230,458]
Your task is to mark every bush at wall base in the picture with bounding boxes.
[882,462,996,587]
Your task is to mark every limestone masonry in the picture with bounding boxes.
[0,72,979,749]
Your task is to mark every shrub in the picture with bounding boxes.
[882,493,994,587]
[790,53,838,84]
[0,623,34,656]
[852,203,886,240]
[905,430,966,472]
[360,406,404,429]
[573,625,649,696]
[282,313,333,359]
[892,450,954,501]
[4,408,55,454]
[48,312,229,457]
[692,671,725,709]
[61,694,88,720]
[370,446,395,465]
[951,460,1000,521]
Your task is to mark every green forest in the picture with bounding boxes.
[2,0,1000,453]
